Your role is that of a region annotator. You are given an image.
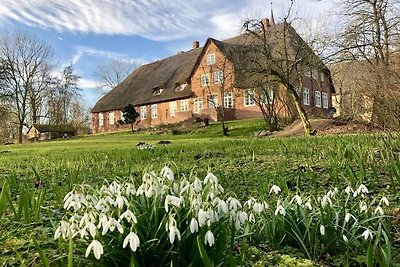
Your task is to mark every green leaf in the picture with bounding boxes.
[197,235,213,267]
[32,236,50,267]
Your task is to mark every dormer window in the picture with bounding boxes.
[206,53,216,65]
[176,83,187,91]
[153,87,164,96]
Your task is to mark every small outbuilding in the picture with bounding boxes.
[27,124,76,141]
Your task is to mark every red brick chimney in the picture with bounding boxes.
[192,41,200,49]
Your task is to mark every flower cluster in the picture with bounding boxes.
[136,143,155,150]
[54,167,265,260]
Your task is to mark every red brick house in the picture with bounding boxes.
[91,18,335,133]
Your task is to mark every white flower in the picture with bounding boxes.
[167,217,181,244]
[85,240,104,260]
[344,185,353,195]
[123,232,140,252]
[161,166,174,181]
[205,230,215,247]
[198,209,208,226]
[227,197,241,211]
[274,204,286,216]
[87,222,97,238]
[320,225,325,236]
[380,197,389,206]
[345,213,350,222]
[305,201,312,210]
[238,211,248,224]
[374,206,384,215]
[120,210,137,223]
[102,218,123,235]
[359,201,368,212]
[204,173,218,185]
[190,218,199,233]
[252,202,264,214]
[164,195,182,212]
[292,195,302,205]
[193,178,202,192]
[362,229,373,240]
[114,195,127,209]
[358,184,369,194]
[269,185,281,195]
[126,183,136,195]
[343,235,348,243]
[321,195,332,208]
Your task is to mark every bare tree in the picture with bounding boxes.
[96,59,136,91]
[0,31,53,143]
[242,2,321,135]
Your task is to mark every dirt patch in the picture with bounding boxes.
[273,119,380,137]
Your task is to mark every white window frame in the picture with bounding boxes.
[315,91,322,107]
[98,113,104,126]
[194,97,203,113]
[312,69,319,81]
[169,101,177,117]
[303,88,310,106]
[109,111,115,125]
[151,104,157,119]
[206,53,216,65]
[223,92,233,108]
[244,89,256,106]
[180,99,189,111]
[320,72,325,82]
[322,92,328,109]
[140,106,147,120]
[207,94,218,108]
[177,83,187,91]
[214,71,223,84]
[200,73,210,87]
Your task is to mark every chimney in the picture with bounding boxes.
[261,18,270,29]
[192,41,200,49]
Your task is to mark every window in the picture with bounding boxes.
[153,88,163,96]
[315,91,322,107]
[262,89,274,105]
[312,69,319,81]
[169,101,177,117]
[214,71,223,84]
[303,88,310,105]
[223,92,233,108]
[200,74,210,87]
[207,94,218,108]
[180,99,189,111]
[120,111,125,122]
[194,97,203,113]
[177,83,187,91]
[140,106,147,120]
[206,53,216,65]
[320,72,325,82]
[109,111,115,125]
[244,89,256,106]
[98,113,104,126]
[305,68,312,78]
[151,104,157,118]
[322,92,328,109]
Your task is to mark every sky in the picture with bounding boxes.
[0,0,334,109]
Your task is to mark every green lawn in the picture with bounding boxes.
[0,119,399,266]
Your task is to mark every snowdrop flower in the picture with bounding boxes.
[145,184,155,198]
[198,209,208,226]
[274,204,286,216]
[85,240,104,260]
[320,225,325,236]
[227,197,241,212]
[161,166,174,181]
[269,185,281,195]
[164,195,182,212]
[114,195,127,209]
[193,178,202,192]
[354,184,369,197]
[343,235,348,243]
[238,211,248,224]
[345,212,352,223]
[126,183,136,195]
[204,173,218,185]
[380,197,389,206]
[84,222,97,238]
[362,229,373,240]
[205,230,215,247]
[102,218,123,235]
[252,202,264,214]
[190,218,199,233]
[120,210,137,223]
[167,218,181,244]
[305,201,312,210]
[374,206,384,215]
[123,232,140,252]
[344,185,353,195]
[359,201,368,212]
[321,195,332,208]
[292,195,302,205]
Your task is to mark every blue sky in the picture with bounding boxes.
[0,0,333,109]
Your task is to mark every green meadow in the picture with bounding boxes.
[0,119,399,266]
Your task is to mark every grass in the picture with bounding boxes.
[0,119,399,266]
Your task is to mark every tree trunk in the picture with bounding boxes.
[293,97,312,135]
[18,121,23,144]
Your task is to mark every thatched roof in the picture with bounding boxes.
[31,124,76,133]
[91,48,202,113]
